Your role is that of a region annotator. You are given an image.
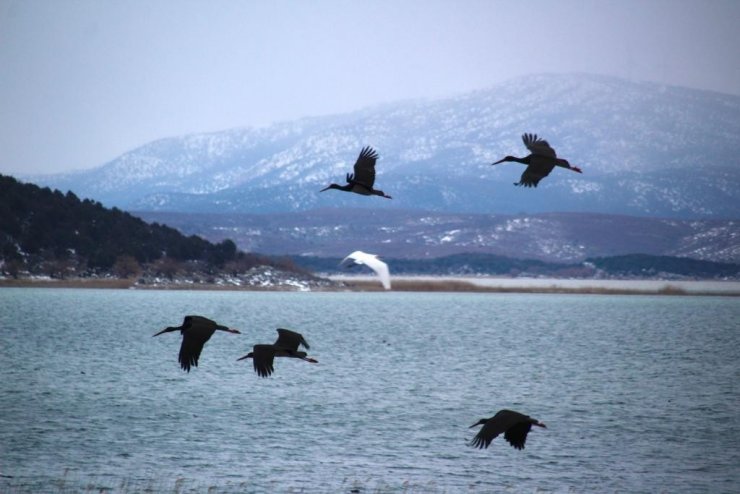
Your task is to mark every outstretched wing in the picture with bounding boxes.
[340,251,391,289]
[469,410,532,449]
[177,316,216,372]
[178,337,203,372]
[522,133,556,158]
[352,146,379,188]
[252,344,276,377]
[340,250,365,269]
[360,254,390,290]
[470,419,506,449]
[275,328,310,351]
[517,159,555,187]
[504,422,533,450]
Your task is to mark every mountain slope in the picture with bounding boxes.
[31,73,740,218]
[135,209,739,264]
[0,175,313,283]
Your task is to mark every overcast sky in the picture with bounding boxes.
[1,0,738,175]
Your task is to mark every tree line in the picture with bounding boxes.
[0,175,303,280]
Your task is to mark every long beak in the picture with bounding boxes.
[536,422,547,428]
[304,357,319,363]
[152,329,168,337]
[469,421,483,428]
[492,158,506,165]
[216,325,241,334]
[236,354,250,361]
[319,186,330,192]
[571,166,583,173]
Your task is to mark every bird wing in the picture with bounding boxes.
[362,255,391,290]
[252,344,276,377]
[517,159,556,187]
[340,250,365,268]
[522,133,556,158]
[340,251,391,289]
[504,422,533,450]
[470,419,507,449]
[178,317,217,372]
[275,328,310,351]
[184,315,217,326]
[351,146,379,188]
[469,410,531,449]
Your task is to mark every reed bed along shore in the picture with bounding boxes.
[1,276,738,296]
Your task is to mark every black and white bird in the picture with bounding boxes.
[237,328,318,377]
[469,409,546,450]
[320,146,392,198]
[153,315,241,372]
[492,133,582,187]
[340,250,391,290]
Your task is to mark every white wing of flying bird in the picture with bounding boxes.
[340,250,391,290]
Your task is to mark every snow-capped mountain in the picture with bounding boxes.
[30,73,740,218]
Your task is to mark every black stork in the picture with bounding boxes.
[237,328,318,377]
[153,315,240,372]
[492,133,582,187]
[320,146,392,199]
[469,409,546,450]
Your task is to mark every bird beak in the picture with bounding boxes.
[305,357,319,363]
[152,329,167,337]
[319,185,330,192]
[492,158,505,165]
[469,420,483,428]
[572,166,583,173]
[236,354,249,361]
[228,328,241,334]
[537,422,547,428]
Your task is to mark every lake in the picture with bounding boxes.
[1,288,738,493]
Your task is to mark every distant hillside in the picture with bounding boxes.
[30,73,740,219]
[585,254,740,279]
[135,209,739,264]
[0,175,314,285]
[290,253,739,280]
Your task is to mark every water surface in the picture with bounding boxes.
[1,288,738,492]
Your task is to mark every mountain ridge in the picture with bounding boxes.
[28,73,740,218]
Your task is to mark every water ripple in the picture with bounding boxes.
[1,289,738,493]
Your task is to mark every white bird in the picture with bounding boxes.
[340,250,391,290]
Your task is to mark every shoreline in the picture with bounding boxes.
[1,276,739,296]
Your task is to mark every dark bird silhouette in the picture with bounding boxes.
[153,315,240,372]
[469,409,546,450]
[237,328,318,377]
[492,133,582,187]
[320,146,392,198]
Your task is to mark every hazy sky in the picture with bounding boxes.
[1,0,738,175]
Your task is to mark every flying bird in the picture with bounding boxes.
[340,250,391,290]
[492,133,582,187]
[320,146,392,198]
[237,328,318,377]
[469,409,546,450]
[153,315,241,372]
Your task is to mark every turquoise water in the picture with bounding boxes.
[1,288,738,493]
